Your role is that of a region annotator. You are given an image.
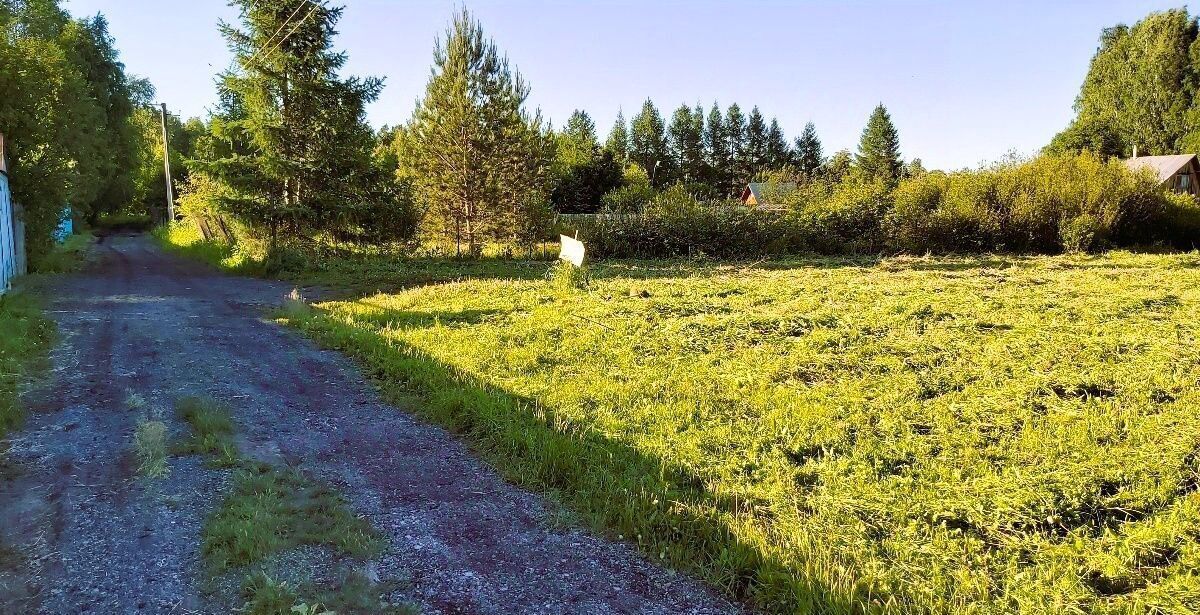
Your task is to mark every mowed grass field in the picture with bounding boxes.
[276,251,1200,614]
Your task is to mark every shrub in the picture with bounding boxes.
[886,153,1191,254]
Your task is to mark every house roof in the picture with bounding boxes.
[1124,154,1197,184]
[742,182,797,205]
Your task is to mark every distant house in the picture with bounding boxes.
[1124,154,1200,196]
[740,182,796,211]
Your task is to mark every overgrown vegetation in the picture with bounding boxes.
[30,233,94,274]
[0,293,53,438]
[562,153,1200,258]
[0,1,150,265]
[278,253,1200,614]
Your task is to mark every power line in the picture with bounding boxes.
[250,1,321,70]
[243,0,307,69]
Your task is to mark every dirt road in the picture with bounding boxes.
[0,233,739,614]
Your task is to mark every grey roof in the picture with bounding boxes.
[743,182,797,204]
[1124,155,1197,184]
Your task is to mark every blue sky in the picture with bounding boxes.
[68,0,1191,170]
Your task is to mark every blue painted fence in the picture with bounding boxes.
[0,171,16,294]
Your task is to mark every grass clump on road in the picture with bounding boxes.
[203,463,382,573]
[175,396,391,612]
[0,293,54,438]
[174,396,239,468]
[281,251,1200,615]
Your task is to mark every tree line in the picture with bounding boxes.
[162,2,1200,259]
[0,0,154,264]
[1050,7,1200,158]
[173,2,920,257]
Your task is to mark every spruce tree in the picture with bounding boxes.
[558,110,598,168]
[704,103,731,196]
[552,109,620,213]
[206,0,393,244]
[605,110,629,167]
[400,9,553,253]
[668,104,704,183]
[630,99,672,187]
[856,104,902,184]
[794,121,824,179]
[744,106,769,173]
[725,104,748,194]
[765,118,790,170]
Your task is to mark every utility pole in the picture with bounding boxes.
[159,103,175,222]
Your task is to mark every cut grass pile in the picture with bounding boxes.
[277,251,1200,614]
[134,420,170,478]
[174,397,393,613]
[0,293,54,438]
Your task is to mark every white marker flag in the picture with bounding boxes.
[559,235,586,267]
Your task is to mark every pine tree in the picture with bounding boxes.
[399,9,553,253]
[704,103,731,196]
[765,118,790,170]
[205,0,394,244]
[605,110,629,167]
[794,122,824,179]
[630,99,672,188]
[725,104,748,195]
[744,106,769,173]
[668,104,705,183]
[856,104,902,184]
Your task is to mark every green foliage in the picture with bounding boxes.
[578,152,1200,259]
[0,293,53,439]
[599,164,654,214]
[703,103,733,196]
[886,153,1183,253]
[744,106,769,172]
[30,233,93,274]
[725,103,749,195]
[0,1,143,265]
[856,104,903,185]
[1053,8,1200,156]
[629,99,673,188]
[552,110,623,213]
[765,118,790,170]
[204,464,383,573]
[398,9,553,255]
[197,0,407,246]
[174,396,240,468]
[284,253,1200,614]
[134,420,170,479]
[667,104,707,186]
[604,110,630,166]
[794,122,824,179]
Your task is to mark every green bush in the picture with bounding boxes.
[886,153,1190,254]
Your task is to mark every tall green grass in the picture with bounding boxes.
[0,293,53,438]
[280,252,1200,614]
